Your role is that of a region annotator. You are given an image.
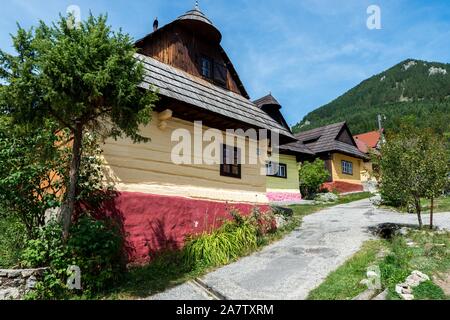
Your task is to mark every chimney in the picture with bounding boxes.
[153,17,159,32]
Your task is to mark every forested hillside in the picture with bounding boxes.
[293,59,450,136]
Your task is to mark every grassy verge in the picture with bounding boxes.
[382,196,450,214]
[101,192,373,299]
[308,241,387,300]
[308,229,450,300]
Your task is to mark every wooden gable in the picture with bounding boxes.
[135,10,249,98]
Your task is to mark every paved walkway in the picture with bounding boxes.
[149,198,450,300]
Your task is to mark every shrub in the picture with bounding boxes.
[68,216,124,293]
[21,216,123,299]
[0,214,26,268]
[298,159,330,199]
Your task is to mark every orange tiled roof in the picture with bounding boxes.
[353,130,382,152]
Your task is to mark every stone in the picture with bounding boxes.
[398,227,409,236]
[352,289,377,300]
[0,288,20,300]
[372,289,388,300]
[21,270,34,278]
[433,272,450,296]
[26,276,37,290]
[402,294,415,300]
[275,215,288,229]
[6,271,21,278]
[314,193,338,203]
[406,241,417,247]
[271,206,294,218]
[395,284,412,295]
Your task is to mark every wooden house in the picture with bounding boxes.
[284,122,369,193]
[100,6,304,263]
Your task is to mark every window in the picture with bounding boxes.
[201,56,212,78]
[342,160,353,175]
[266,162,287,179]
[220,144,241,179]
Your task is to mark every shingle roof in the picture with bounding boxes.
[253,94,281,108]
[279,143,315,156]
[177,8,215,26]
[136,54,295,139]
[282,122,368,159]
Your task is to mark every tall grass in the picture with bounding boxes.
[183,212,260,268]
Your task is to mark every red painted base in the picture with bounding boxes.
[97,192,270,265]
[322,181,364,194]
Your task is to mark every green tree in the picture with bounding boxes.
[421,136,448,229]
[298,159,330,199]
[0,117,65,238]
[0,14,158,238]
[379,127,449,228]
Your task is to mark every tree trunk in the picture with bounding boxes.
[61,122,83,240]
[414,197,423,229]
[430,196,434,230]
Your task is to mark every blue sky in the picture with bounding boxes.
[2,0,450,126]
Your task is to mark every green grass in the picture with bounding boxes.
[421,196,450,213]
[308,241,387,300]
[382,196,450,214]
[337,192,373,204]
[308,230,450,300]
[101,192,373,299]
[413,281,446,300]
[290,192,373,218]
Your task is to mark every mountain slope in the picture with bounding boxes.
[292,59,450,135]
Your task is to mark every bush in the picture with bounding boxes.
[298,159,330,199]
[0,214,26,268]
[21,216,123,299]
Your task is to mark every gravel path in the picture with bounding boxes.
[149,198,450,300]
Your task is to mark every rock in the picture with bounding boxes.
[372,289,388,300]
[26,276,37,290]
[406,241,417,247]
[398,227,409,236]
[402,294,414,300]
[352,289,377,300]
[271,206,293,218]
[6,271,21,278]
[360,279,370,286]
[396,284,412,295]
[21,270,34,278]
[0,288,20,300]
[314,193,338,203]
[409,271,430,283]
[275,215,288,229]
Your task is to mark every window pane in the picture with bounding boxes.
[201,58,211,78]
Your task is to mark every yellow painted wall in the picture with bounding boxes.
[266,154,299,193]
[101,112,268,204]
[360,161,375,182]
[331,153,362,184]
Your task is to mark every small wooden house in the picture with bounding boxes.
[100,6,304,263]
[284,122,369,193]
